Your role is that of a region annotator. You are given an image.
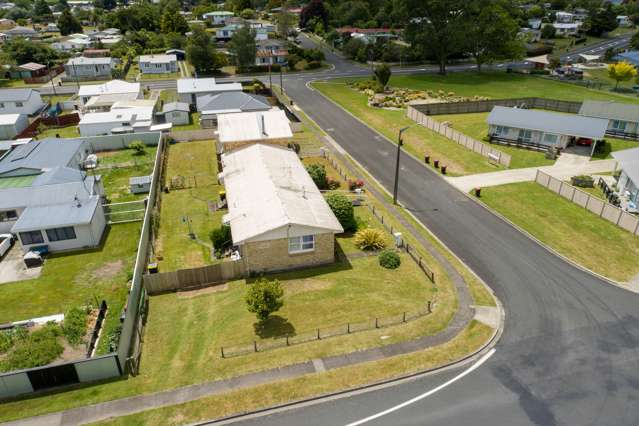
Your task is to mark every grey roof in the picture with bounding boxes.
[4,26,37,35]
[33,166,85,186]
[129,175,151,185]
[198,92,270,113]
[612,147,639,186]
[487,106,608,140]
[0,88,35,102]
[12,196,100,232]
[162,101,189,113]
[579,100,639,124]
[0,139,85,176]
[0,175,97,209]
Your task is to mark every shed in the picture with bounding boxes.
[0,113,28,139]
[161,101,190,126]
[129,175,151,194]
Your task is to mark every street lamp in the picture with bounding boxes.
[393,126,411,205]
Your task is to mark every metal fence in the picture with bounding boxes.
[407,106,512,167]
[143,261,246,295]
[535,170,639,236]
[103,200,146,224]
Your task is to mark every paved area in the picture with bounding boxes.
[0,245,41,285]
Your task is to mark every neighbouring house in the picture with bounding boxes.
[52,37,92,52]
[78,106,156,136]
[617,15,632,27]
[220,143,343,273]
[202,10,234,25]
[528,18,542,30]
[2,26,39,39]
[0,138,106,253]
[177,78,242,109]
[44,23,59,32]
[613,51,639,67]
[555,11,575,23]
[165,48,185,60]
[0,88,45,115]
[158,102,189,126]
[550,22,581,36]
[579,100,639,139]
[217,109,293,152]
[0,113,28,138]
[68,0,93,11]
[0,18,15,30]
[612,147,639,206]
[255,39,289,67]
[335,27,399,44]
[78,80,141,108]
[138,54,178,74]
[198,91,271,127]
[64,57,117,80]
[17,62,61,84]
[486,106,608,152]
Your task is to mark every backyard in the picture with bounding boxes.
[479,181,639,282]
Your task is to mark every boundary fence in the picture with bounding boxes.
[86,300,108,358]
[535,170,639,236]
[143,261,246,295]
[409,97,582,116]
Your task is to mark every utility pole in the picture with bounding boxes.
[393,126,410,205]
[279,65,283,94]
[268,63,272,90]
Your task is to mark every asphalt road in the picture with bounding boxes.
[215,34,639,426]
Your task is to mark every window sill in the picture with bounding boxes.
[288,248,315,256]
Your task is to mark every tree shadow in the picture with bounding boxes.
[253,315,296,339]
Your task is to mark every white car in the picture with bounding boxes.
[0,233,14,258]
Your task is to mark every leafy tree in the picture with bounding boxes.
[103,3,160,32]
[378,249,400,269]
[56,0,69,11]
[32,0,53,22]
[608,61,637,90]
[631,31,639,50]
[373,63,391,89]
[240,8,256,19]
[276,3,296,37]
[245,279,284,321]
[326,193,356,232]
[300,0,328,30]
[586,4,618,37]
[186,26,226,75]
[541,24,556,39]
[4,38,58,64]
[57,9,82,35]
[229,24,257,72]
[548,55,561,70]
[94,0,116,10]
[128,140,146,155]
[160,9,189,34]
[231,0,252,14]
[527,5,545,19]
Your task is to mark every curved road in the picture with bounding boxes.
[217,35,639,425]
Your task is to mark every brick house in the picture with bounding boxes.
[220,144,343,273]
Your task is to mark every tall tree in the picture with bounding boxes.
[586,4,618,36]
[405,0,467,74]
[608,61,636,90]
[56,0,69,12]
[229,24,257,71]
[4,38,58,64]
[57,8,82,35]
[160,9,189,34]
[300,0,328,30]
[186,26,226,75]
[276,2,296,37]
[374,63,391,89]
[32,0,53,22]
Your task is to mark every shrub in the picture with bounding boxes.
[0,322,63,372]
[306,163,328,189]
[0,330,15,354]
[326,177,341,190]
[108,325,122,352]
[210,225,232,255]
[63,306,87,346]
[307,60,322,69]
[325,193,357,232]
[348,179,365,191]
[354,228,386,251]
[571,175,595,188]
[245,279,284,321]
[379,250,401,269]
[294,59,309,71]
[128,141,146,155]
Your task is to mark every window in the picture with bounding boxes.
[0,210,17,222]
[20,230,44,245]
[14,101,23,107]
[0,102,5,108]
[518,129,533,142]
[612,120,627,131]
[46,226,76,242]
[543,133,558,145]
[494,126,508,136]
[288,235,315,253]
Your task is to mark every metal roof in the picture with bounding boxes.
[162,101,189,113]
[79,107,153,125]
[0,113,22,125]
[0,139,85,176]
[0,175,98,209]
[139,54,177,64]
[177,78,242,95]
[129,175,151,185]
[487,106,608,140]
[217,109,292,144]
[221,144,343,244]
[18,62,45,71]
[612,147,639,187]
[579,100,639,124]
[78,80,140,98]
[12,196,100,232]
[66,56,114,66]
[197,92,270,113]
[0,88,34,102]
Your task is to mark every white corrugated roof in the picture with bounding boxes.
[79,106,153,124]
[177,78,242,94]
[222,144,343,244]
[78,80,140,98]
[218,109,292,144]
[139,54,177,64]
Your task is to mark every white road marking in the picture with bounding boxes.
[344,349,496,426]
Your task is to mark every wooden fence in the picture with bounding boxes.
[17,112,81,139]
[407,106,512,167]
[535,170,639,236]
[409,97,583,116]
[143,260,246,295]
[169,129,215,141]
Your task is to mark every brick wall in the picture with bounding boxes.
[242,233,335,273]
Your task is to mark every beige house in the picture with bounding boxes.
[216,109,293,153]
[220,144,343,273]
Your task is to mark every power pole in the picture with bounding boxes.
[393,127,410,205]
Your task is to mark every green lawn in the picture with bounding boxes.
[41,94,71,105]
[90,148,157,203]
[159,89,178,103]
[172,112,201,131]
[125,63,139,81]
[480,182,639,282]
[97,146,158,168]
[156,140,223,271]
[38,125,80,139]
[0,79,42,88]
[140,72,180,81]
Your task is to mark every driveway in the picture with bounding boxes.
[0,244,42,284]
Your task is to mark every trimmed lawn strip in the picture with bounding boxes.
[93,321,492,426]
[480,182,639,282]
[97,146,158,168]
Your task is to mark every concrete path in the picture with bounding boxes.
[446,158,616,193]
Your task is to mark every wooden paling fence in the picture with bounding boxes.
[143,261,246,295]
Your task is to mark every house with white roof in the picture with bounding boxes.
[256,39,289,66]
[177,78,242,108]
[52,37,92,52]
[0,138,106,253]
[550,22,581,36]
[2,26,39,39]
[78,106,155,136]
[78,80,141,108]
[0,113,28,138]
[617,15,632,27]
[220,143,343,273]
[202,10,234,25]
[217,109,293,152]
[64,56,117,80]
[0,88,45,115]
[138,54,178,74]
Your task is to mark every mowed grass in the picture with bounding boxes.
[480,182,639,282]
[92,148,157,203]
[156,140,224,271]
[172,112,202,131]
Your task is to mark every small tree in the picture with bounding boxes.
[229,25,257,72]
[608,61,637,90]
[373,63,391,90]
[245,279,284,321]
[325,193,356,232]
[548,55,561,70]
[128,141,146,155]
[57,9,82,36]
[209,225,231,257]
[306,163,328,189]
[541,24,556,39]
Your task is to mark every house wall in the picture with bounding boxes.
[618,170,639,204]
[488,124,570,148]
[241,232,335,273]
[139,60,177,74]
[0,114,27,138]
[0,93,44,115]
[606,120,639,135]
[79,120,129,136]
[64,63,113,78]
[165,110,189,125]
[0,206,24,233]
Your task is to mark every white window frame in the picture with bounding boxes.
[288,234,315,254]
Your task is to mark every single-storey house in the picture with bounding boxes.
[64,57,117,80]
[487,106,608,151]
[0,18,15,30]
[579,100,639,139]
[0,138,106,253]
[0,88,45,115]
[202,10,234,25]
[617,15,632,27]
[165,48,185,60]
[52,37,92,52]
[78,80,141,108]
[612,148,639,206]
[217,109,293,152]
[159,102,189,126]
[17,62,48,80]
[78,106,155,136]
[198,91,271,127]
[0,113,28,138]
[256,39,289,66]
[177,78,242,108]
[550,22,581,36]
[220,143,343,273]
[2,26,39,39]
[555,11,575,23]
[138,54,178,74]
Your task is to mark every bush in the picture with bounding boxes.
[0,322,63,372]
[0,330,15,354]
[294,59,309,71]
[306,163,328,189]
[325,193,357,232]
[210,225,232,255]
[379,250,401,269]
[326,177,341,190]
[128,141,146,155]
[63,306,87,346]
[108,325,122,352]
[571,175,595,188]
[354,228,387,251]
[306,60,322,69]
[348,179,365,191]
[245,278,284,321]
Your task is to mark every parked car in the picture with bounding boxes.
[0,233,14,258]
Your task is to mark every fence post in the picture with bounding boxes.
[347,323,350,333]
[381,215,384,224]
[317,328,321,340]
[286,335,289,346]
[403,312,406,322]
[427,301,432,314]
[254,341,257,352]
[375,318,379,328]
[418,257,422,268]
[220,347,225,358]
